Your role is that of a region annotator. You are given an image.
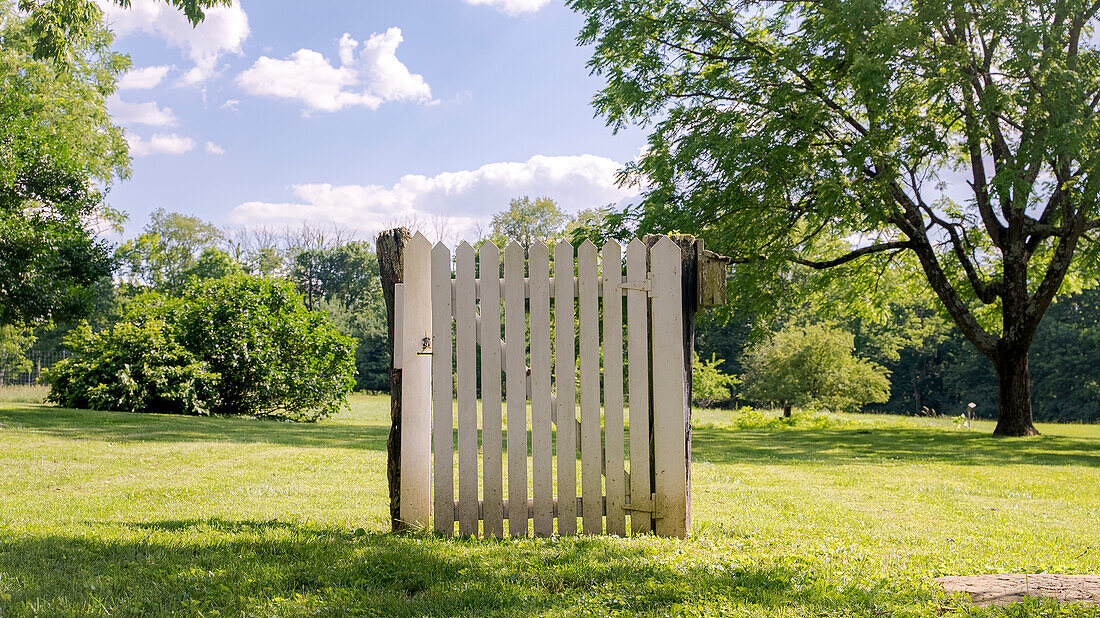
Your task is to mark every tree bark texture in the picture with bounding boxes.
[992,344,1040,436]
[376,227,411,532]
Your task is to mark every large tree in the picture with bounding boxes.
[490,196,568,248]
[570,0,1100,435]
[0,5,127,326]
[116,209,223,291]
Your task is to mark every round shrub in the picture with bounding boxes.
[174,275,356,420]
[46,318,220,415]
[47,275,356,421]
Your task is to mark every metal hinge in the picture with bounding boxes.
[618,279,652,293]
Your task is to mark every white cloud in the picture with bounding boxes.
[118,65,171,90]
[97,0,249,85]
[108,95,178,127]
[220,99,240,111]
[128,133,196,157]
[236,28,432,114]
[204,141,226,155]
[461,0,551,15]
[230,154,637,238]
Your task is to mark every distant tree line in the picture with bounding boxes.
[8,192,1099,422]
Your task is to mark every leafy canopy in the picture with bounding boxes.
[18,0,229,65]
[0,5,127,326]
[570,0,1100,356]
[490,196,568,248]
[116,208,224,291]
[691,352,739,407]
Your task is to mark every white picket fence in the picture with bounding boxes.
[394,233,688,538]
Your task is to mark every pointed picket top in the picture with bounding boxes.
[529,239,549,262]
[479,240,500,278]
[578,239,598,267]
[505,239,525,263]
[626,237,645,255]
[432,240,452,255]
[455,240,474,262]
[407,231,433,260]
[651,234,680,262]
[601,239,622,279]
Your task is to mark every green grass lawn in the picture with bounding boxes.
[1,393,1097,616]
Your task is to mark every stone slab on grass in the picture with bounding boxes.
[935,574,1100,607]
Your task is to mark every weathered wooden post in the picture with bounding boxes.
[376,227,410,532]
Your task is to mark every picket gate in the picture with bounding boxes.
[394,233,688,538]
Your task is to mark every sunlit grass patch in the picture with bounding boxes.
[0,395,1096,616]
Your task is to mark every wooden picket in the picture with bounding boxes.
[553,240,577,535]
[504,241,528,537]
[529,242,553,537]
[577,240,601,534]
[479,241,504,538]
[650,237,688,538]
[602,240,626,536]
[430,241,454,536]
[397,234,688,538]
[625,238,652,534]
[454,242,478,536]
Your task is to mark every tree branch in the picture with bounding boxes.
[791,241,913,269]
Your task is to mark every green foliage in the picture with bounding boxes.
[570,0,1100,433]
[0,325,36,379]
[0,6,126,326]
[180,247,243,283]
[174,275,356,420]
[566,205,634,247]
[490,196,567,248]
[691,352,738,407]
[715,406,858,431]
[18,0,228,66]
[116,208,224,291]
[46,275,355,420]
[292,241,380,311]
[741,323,890,413]
[319,299,388,393]
[291,241,388,391]
[46,318,219,415]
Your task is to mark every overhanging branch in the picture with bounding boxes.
[791,241,912,269]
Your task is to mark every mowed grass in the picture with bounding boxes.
[0,392,1097,617]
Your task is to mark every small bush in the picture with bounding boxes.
[46,275,356,421]
[727,407,858,430]
[740,323,890,413]
[692,353,739,407]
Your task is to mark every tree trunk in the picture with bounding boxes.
[377,228,410,532]
[992,343,1039,436]
[782,403,792,417]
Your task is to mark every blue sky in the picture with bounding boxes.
[100,0,648,240]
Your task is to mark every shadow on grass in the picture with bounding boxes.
[0,518,939,616]
[0,404,388,452]
[692,424,1100,468]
